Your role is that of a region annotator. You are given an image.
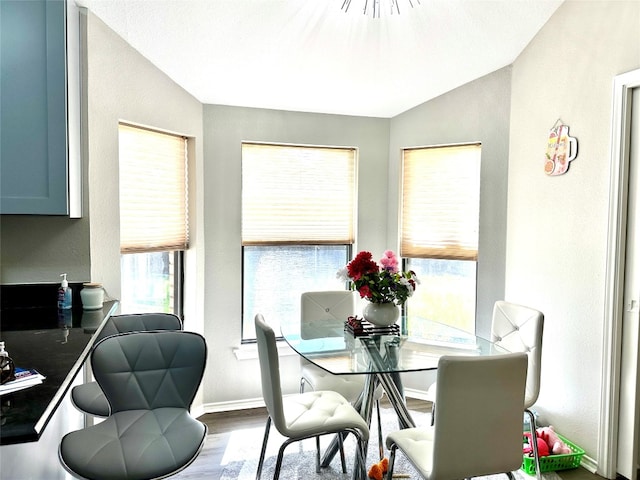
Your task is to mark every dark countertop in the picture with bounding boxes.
[0,298,118,445]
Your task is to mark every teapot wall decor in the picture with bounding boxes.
[545,120,578,176]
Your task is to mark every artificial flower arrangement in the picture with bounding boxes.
[337,250,418,305]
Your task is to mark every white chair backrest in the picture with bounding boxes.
[491,301,544,408]
[432,353,528,479]
[301,291,356,339]
[255,314,287,432]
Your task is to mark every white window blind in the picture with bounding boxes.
[242,142,356,245]
[401,143,481,261]
[119,123,188,254]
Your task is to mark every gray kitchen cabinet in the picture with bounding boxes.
[1,0,69,215]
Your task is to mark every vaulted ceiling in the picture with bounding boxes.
[75,0,563,117]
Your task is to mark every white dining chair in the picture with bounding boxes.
[299,291,385,456]
[385,352,528,480]
[255,313,370,480]
[299,291,361,400]
[425,300,544,478]
[491,301,545,479]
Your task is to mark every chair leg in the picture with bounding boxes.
[270,431,360,480]
[506,472,516,479]
[256,417,272,480]
[525,408,542,480]
[375,399,384,460]
[386,444,397,480]
[338,432,347,473]
[430,402,436,426]
[349,430,368,480]
[273,441,290,480]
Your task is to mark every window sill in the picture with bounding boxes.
[233,341,297,361]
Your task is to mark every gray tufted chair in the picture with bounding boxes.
[71,313,183,417]
[59,330,207,480]
[385,353,528,480]
[255,313,370,480]
[425,301,544,478]
[94,313,183,342]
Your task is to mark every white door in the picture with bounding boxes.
[617,86,640,480]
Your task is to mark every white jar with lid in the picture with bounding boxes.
[80,283,104,310]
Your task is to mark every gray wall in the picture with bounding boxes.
[0,214,90,284]
[506,0,640,463]
[385,66,512,394]
[389,66,512,338]
[201,105,390,404]
[83,10,205,326]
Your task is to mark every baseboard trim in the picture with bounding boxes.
[199,389,431,415]
[580,454,598,475]
[201,397,266,414]
[190,403,207,419]
[403,387,433,402]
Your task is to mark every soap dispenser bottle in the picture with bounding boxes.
[58,274,72,310]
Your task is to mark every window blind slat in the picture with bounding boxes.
[119,124,188,254]
[401,144,481,260]
[242,143,356,245]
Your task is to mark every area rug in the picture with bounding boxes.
[174,407,562,480]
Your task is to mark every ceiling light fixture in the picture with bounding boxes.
[341,0,420,18]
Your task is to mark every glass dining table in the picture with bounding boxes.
[280,314,509,477]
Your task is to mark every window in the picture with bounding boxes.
[400,143,481,334]
[118,123,188,316]
[241,142,356,340]
[120,251,182,314]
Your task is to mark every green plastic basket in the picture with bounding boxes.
[521,433,585,474]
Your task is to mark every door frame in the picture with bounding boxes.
[600,68,640,479]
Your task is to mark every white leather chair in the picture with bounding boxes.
[255,313,370,480]
[299,291,385,458]
[426,301,544,478]
[385,352,528,480]
[491,301,545,478]
[299,291,359,394]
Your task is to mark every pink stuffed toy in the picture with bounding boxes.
[523,432,550,457]
[537,426,572,454]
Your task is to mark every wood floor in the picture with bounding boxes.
[197,397,606,480]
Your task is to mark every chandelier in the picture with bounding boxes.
[341,0,420,18]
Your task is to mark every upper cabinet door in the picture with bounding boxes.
[1,0,69,215]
